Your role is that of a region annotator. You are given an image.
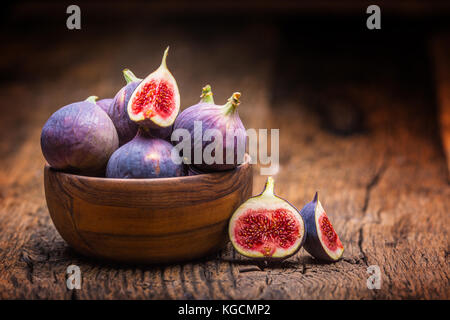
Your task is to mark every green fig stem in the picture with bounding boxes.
[222,92,241,116]
[262,176,275,196]
[123,69,141,84]
[85,96,98,104]
[200,84,215,104]
[160,46,170,70]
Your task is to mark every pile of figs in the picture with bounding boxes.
[41,47,246,179]
[41,47,344,263]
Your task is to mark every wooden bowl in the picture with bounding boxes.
[44,159,252,264]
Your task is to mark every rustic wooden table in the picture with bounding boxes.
[0,21,448,299]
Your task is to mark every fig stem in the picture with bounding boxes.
[200,84,215,104]
[222,92,241,116]
[85,96,98,104]
[262,176,275,196]
[160,46,170,70]
[123,69,141,84]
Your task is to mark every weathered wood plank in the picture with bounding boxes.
[0,23,448,299]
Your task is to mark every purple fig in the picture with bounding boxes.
[106,128,183,179]
[96,98,113,113]
[186,164,208,176]
[173,85,247,171]
[300,193,344,262]
[108,69,141,146]
[41,96,119,175]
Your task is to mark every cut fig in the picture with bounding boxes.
[228,177,306,260]
[128,47,180,129]
[300,193,344,262]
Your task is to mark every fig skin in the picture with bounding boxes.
[228,177,306,260]
[173,87,247,172]
[300,193,344,262]
[106,127,183,179]
[107,69,141,146]
[40,96,119,176]
[96,98,113,113]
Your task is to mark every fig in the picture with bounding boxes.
[148,124,173,141]
[108,69,142,146]
[106,127,183,179]
[96,98,113,113]
[228,177,306,260]
[128,47,180,130]
[173,86,246,171]
[41,96,119,175]
[299,193,344,262]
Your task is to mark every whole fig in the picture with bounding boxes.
[106,128,183,179]
[41,96,119,175]
[108,69,141,146]
[96,98,113,113]
[173,86,246,171]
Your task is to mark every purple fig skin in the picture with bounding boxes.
[173,92,246,172]
[299,193,344,262]
[96,98,113,113]
[40,97,119,176]
[148,124,173,140]
[106,128,183,179]
[108,70,142,146]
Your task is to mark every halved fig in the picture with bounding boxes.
[127,47,180,129]
[300,193,344,262]
[229,177,306,260]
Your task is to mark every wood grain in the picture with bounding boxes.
[0,21,448,299]
[44,162,252,264]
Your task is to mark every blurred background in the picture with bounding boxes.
[2,0,450,180]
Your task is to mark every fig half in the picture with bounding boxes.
[229,177,306,260]
[128,47,180,129]
[300,193,344,262]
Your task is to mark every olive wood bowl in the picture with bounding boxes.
[44,158,252,264]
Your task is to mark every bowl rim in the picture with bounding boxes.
[44,153,252,184]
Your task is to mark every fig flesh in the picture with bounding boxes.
[108,69,141,146]
[300,193,344,262]
[173,86,246,171]
[41,96,119,175]
[229,177,306,260]
[106,127,183,179]
[128,47,180,130]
